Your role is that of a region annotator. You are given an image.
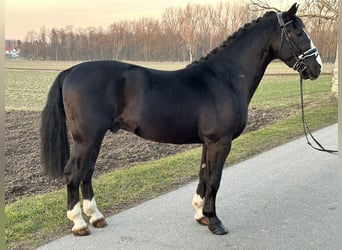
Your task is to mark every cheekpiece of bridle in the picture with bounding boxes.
[277,13,319,73]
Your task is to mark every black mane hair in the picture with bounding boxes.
[187,11,276,68]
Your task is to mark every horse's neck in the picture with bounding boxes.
[212,19,278,103]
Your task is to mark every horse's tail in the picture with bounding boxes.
[40,69,71,177]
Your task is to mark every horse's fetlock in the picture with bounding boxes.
[67,202,87,232]
[83,198,105,224]
[203,210,216,218]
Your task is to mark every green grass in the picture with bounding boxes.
[250,74,333,109]
[5,60,337,249]
[5,70,59,111]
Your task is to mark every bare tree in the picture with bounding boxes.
[178,4,201,63]
[162,7,183,61]
[39,26,48,60]
[50,28,59,61]
[23,30,38,59]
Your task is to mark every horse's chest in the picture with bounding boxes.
[225,107,248,137]
[198,101,247,141]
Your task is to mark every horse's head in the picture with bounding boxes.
[275,3,322,80]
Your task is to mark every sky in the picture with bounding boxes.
[5,0,228,39]
[5,0,291,40]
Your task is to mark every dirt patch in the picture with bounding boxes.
[5,107,289,203]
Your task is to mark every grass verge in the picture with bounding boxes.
[5,100,337,249]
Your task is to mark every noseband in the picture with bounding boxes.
[277,13,319,72]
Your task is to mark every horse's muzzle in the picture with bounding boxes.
[301,60,321,80]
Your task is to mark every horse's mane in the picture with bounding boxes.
[186,11,276,68]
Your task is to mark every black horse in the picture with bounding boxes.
[41,4,321,236]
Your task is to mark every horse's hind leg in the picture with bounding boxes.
[81,138,107,229]
[65,129,107,236]
[64,146,89,236]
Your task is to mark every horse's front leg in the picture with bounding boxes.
[192,144,209,225]
[202,137,231,235]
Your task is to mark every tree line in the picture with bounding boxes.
[15,2,337,62]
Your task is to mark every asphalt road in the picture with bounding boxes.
[37,124,338,250]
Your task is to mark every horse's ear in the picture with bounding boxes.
[283,3,299,21]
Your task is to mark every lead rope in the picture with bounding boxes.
[299,74,338,154]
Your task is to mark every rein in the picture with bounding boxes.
[299,75,338,154]
[277,13,338,154]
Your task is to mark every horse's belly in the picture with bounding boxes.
[135,123,202,144]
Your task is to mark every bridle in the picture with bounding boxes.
[277,13,319,73]
[277,13,338,155]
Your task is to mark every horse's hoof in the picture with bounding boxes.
[92,218,107,228]
[196,216,209,226]
[72,227,90,236]
[208,223,228,235]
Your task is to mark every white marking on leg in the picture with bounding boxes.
[192,193,205,221]
[67,202,87,232]
[83,198,105,224]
